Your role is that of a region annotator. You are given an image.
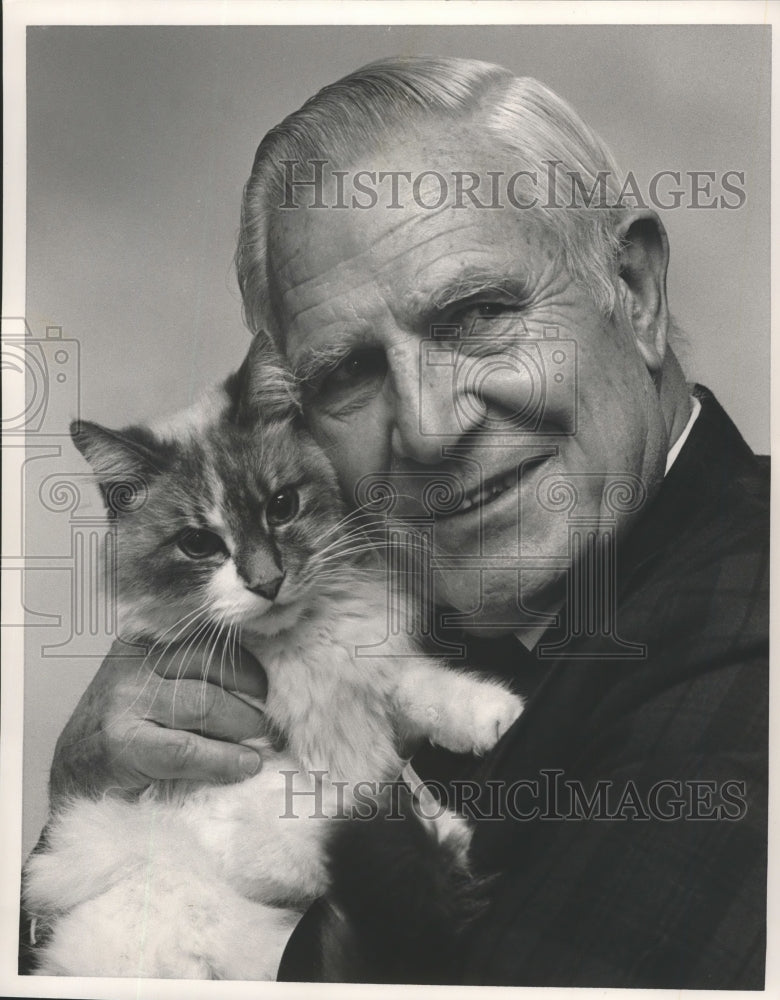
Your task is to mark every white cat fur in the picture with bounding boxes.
[25,575,523,979]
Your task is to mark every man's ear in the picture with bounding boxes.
[615,210,670,375]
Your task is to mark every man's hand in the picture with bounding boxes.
[49,640,269,802]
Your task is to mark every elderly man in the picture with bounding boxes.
[38,57,768,987]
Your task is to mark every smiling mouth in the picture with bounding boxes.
[447,455,550,517]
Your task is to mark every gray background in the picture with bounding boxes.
[23,24,770,855]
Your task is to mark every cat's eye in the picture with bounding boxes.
[176,528,227,560]
[266,487,300,526]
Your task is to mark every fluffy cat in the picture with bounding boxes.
[23,336,523,979]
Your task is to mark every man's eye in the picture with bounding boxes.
[472,303,508,319]
[458,302,517,326]
[447,300,513,334]
[451,302,519,345]
[327,348,387,386]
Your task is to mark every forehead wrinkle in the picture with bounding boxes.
[276,199,544,366]
[362,197,454,243]
[273,205,473,325]
[281,278,378,331]
[369,216,478,278]
[278,250,387,332]
[370,214,532,324]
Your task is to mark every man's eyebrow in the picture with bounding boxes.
[291,341,356,384]
[410,269,532,317]
[290,271,532,383]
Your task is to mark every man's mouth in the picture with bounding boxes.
[447,454,550,517]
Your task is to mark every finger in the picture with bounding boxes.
[119,722,263,784]
[151,640,268,701]
[109,637,153,659]
[140,678,269,742]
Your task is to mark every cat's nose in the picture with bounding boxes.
[246,573,286,601]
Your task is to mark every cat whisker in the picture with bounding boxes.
[145,607,215,684]
[117,624,215,755]
[308,527,394,557]
[310,542,386,566]
[159,615,221,736]
[218,619,235,701]
[317,506,397,536]
[100,606,217,742]
[208,614,230,694]
[163,614,223,727]
[309,498,390,540]
[303,501,412,553]
[225,621,245,700]
[225,620,239,692]
[202,615,239,731]
[198,615,230,732]
[306,549,389,573]
[301,573,383,596]
[309,514,426,561]
[230,623,243,694]
[303,533,380,564]
[138,600,214,672]
[312,524,390,548]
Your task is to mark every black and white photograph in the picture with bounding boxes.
[1,1,775,995]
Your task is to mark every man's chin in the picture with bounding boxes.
[431,565,564,634]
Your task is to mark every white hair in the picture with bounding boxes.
[236,56,628,336]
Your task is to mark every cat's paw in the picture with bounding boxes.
[468,689,525,754]
[431,686,524,756]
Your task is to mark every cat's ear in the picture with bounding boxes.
[70,420,164,514]
[228,333,302,425]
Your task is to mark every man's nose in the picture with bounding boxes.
[388,342,486,464]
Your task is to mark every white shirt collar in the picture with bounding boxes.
[516,620,554,651]
[665,395,701,476]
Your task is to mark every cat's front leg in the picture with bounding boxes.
[393,661,524,756]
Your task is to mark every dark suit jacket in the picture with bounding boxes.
[279,385,769,988]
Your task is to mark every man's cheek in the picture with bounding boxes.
[316,427,386,508]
